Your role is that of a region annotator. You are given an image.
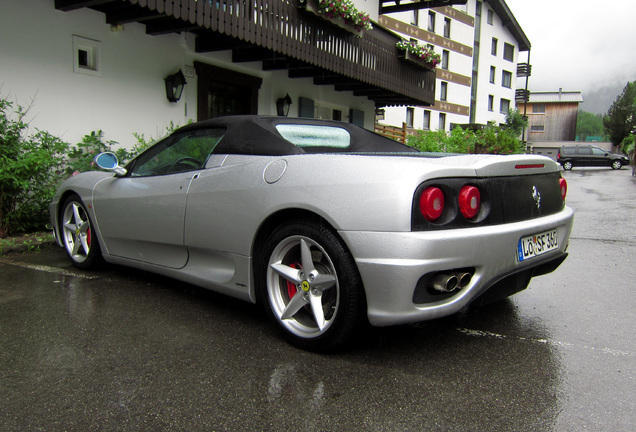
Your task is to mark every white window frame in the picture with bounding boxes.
[73,35,102,77]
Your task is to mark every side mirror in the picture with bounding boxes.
[94,152,127,176]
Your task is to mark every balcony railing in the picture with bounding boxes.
[515,89,530,102]
[517,63,532,77]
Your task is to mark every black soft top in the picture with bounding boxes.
[175,115,419,156]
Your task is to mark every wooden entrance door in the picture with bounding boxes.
[194,61,263,120]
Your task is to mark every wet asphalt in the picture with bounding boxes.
[1,168,635,431]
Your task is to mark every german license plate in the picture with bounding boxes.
[517,229,558,262]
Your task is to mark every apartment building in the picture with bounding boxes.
[378,0,530,133]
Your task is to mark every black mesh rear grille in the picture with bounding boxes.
[412,172,564,231]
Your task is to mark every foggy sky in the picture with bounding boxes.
[505,0,636,94]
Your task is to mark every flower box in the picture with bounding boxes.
[398,50,437,70]
[299,0,371,37]
[396,39,440,70]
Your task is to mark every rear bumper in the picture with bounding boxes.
[339,206,574,326]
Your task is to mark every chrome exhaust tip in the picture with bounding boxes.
[451,272,472,289]
[429,273,459,293]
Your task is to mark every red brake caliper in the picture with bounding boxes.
[87,227,91,248]
[287,263,300,298]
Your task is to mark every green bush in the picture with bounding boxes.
[407,119,524,155]
[64,123,181,176]
[1,95,181,237]
[0,99,69,237]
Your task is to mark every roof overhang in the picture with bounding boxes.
[485,0,531,51]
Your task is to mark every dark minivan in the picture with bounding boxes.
[557,144,629,170]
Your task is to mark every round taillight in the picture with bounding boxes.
[420,187,444,221]
[559,177,568,200]
[459,185,481,219]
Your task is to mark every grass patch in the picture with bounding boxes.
[0,231,56,255]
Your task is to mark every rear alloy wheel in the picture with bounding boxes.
[562,161,573,170]
[60,194,102,269]
[260,221,364,352]
[611,160,622,170]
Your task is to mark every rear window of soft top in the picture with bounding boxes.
[275,124,350,149]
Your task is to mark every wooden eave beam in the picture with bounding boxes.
[334,82,369,92]
[288,65,324,79]
[232,47,286,64]
[313,75,357,86]
[54,0,112,12]
[195,33,237,53]
[380,0,468,14]
[145,18,200,35]
[106,7,165,25]
[262,59,290,71]
[353,88,392,97]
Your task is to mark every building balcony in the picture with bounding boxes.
[517,63,532,77]
[515,89,530,102]
[55,0,438,107]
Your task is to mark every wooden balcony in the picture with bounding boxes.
[55,0,437,107]
[517,63,532,78]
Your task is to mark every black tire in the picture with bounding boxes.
[257,220,365,352]
[611,160,622,170]
[562,161,573,170]
[60,194,102,269]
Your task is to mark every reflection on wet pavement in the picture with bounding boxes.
[1,169,635,431]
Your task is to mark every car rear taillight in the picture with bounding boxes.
[458,185,481,219]
[559,177,568,200]
[420,187,444,221]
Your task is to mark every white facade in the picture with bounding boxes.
[379,0,528,133]
[0,0,375,146]
[472,0,521,125]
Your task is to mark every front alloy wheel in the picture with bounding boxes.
[611,160,622,170]
[61,194,101,269]
[260,221,364,351]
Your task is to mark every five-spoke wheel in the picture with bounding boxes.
[60,194,101,269]
[260,221,364,352]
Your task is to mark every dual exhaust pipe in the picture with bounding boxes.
[429,271,473,293]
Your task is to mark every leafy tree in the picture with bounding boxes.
[576,110,606,140]
[504,109,528,137]
[603,81,636,146]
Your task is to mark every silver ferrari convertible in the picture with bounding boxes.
[50,116,574,351]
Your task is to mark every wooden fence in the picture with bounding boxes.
[374,122,407,144]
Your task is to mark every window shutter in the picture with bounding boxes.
[349,109,364,127]
[299,97,315,118]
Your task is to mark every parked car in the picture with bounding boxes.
[557,144,629,170]
[50,116,574,351]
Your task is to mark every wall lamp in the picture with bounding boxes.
[276,93,292,116]
[165,69,187,103]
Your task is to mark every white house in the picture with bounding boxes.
[1,0,461,146]
[379,0,530,133]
